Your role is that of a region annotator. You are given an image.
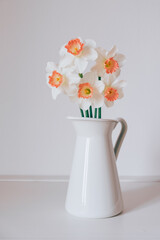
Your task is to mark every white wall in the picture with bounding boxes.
[0,0,160,176]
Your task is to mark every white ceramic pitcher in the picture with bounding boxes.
[65,117,127,218]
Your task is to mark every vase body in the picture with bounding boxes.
[65,117,127,218]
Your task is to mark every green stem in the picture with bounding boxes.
[94,108,97,118]
[98,76,102,119]
[79,73,83,78]
[80,108,84,117]
[98,108,101,119]
[85,110,89,118]
[89,106,93,118]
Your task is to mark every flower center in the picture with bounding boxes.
[65,38,84,56]
[48,71,63,88]
[78,83,93,99]
[104,57,119,74]
[104,87,119,101]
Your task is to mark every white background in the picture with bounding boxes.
[0,0,160,177]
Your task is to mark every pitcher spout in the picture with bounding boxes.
[68,117,118,137]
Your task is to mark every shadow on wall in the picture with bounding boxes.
[122,183,160,214]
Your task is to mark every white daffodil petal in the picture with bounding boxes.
[82,72,97,85]
[114,68,121,78]
[106,45,118,59]
[113,80,126,88]
[104,99,114,107]
[79,98,92,110]
[82,46,98,61]
[92,93,104,108]
[77,37,83,42]
[102,74,109,85]
[51,87,62,100]
[46,72,50,80]
[61,65,75,74]
[46,73,52,88]
[75,57,88,73]
[59,55,74,68]
[59,44,67,56]
[91,48,106,75]
[65,84,78,96]
[96,47,107,58]
[83,71,94,80]
[118,89,124,99]
[94,81,105,93]
[66,73,80,84]
[109,74,117,85]
[46,62,57,72]
[103,74,115,86]
[114,54,126,66]
[91,61,105,76]
[85,39,96,48]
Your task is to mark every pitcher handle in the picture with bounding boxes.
[114,118,128,160]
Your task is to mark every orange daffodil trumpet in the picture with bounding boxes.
[65,39,84,56]
[46,38,126,118]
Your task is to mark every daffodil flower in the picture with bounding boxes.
[59,38,98,73]
[46,62,80,99]
[92,46,126,77]
[102,73,126,107]
[68,72,105,110]
[46,39,127,117]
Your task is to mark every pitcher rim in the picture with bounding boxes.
[67,116,118,123]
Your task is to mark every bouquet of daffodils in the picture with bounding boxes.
[46,38,126,118]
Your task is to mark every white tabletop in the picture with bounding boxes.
[0,180,160,239]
